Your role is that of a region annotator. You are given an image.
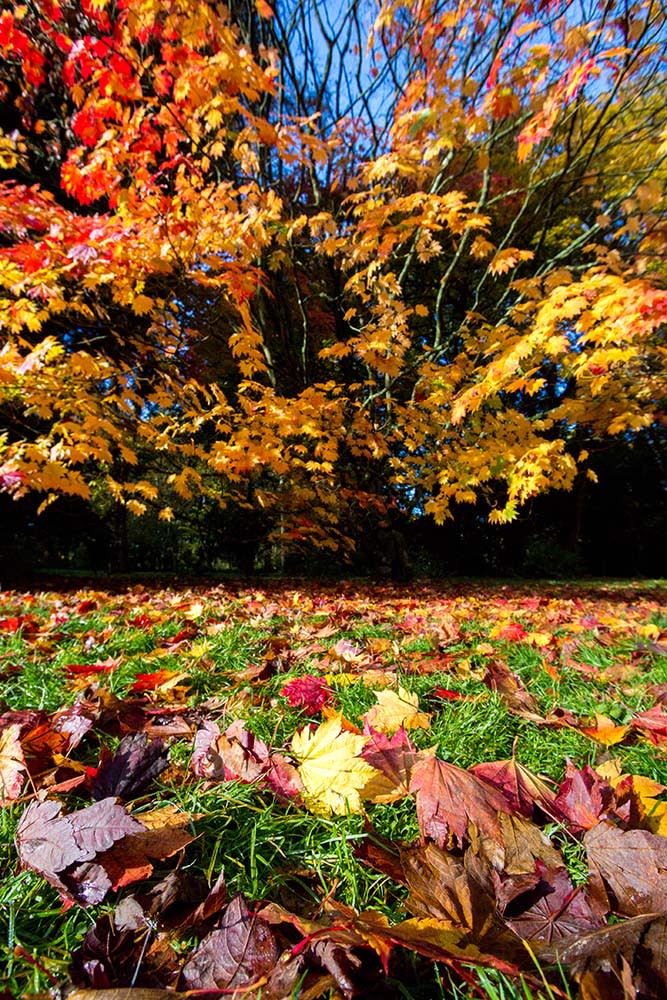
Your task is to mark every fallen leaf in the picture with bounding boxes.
[547,912,667,998]
[410,755,512,847]
[553,761,616,832]
[483,659,544,722]
[578,713,631,746]
[471,757,559,820]
[291,715,376,816]
[180,894,278,990]
[92,734,169,801]
[360,728,427,804]
[496,861,606,943]
[280,675,333,712]
[0,723,26,804]
[401,842,527,967]
[584,821,667,915]
[363,687,431,734]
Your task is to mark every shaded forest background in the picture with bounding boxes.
[3,424,665,579]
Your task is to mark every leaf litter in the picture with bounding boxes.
[0,579,666,996]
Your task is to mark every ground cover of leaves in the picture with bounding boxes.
[1,579,667,1000]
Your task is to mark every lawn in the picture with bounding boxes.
[1,578,666,998]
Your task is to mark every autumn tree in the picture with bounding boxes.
[0,0,665,560]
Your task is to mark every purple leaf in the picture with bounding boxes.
[181,894,278,990]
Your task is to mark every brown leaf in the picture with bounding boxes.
[180,894,278,990]
[547,912,667,998]
[371,916,525,976]
[493,812,564,875]
[401,842,528,967]
[69,909,179,988]
[584,822,667,915]
[410,755,511,847]
[68,992,181,1000]
[483,659,545,722]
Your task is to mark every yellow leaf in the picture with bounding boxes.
[596,760,667,836]
[291,715,376,816]
[364,687,431,734]
[132,294,154,316]
[579,713,630,746]
[524,631,552,647]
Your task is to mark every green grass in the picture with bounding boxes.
[0,580,666,998]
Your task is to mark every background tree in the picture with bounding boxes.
[0,0,665,570]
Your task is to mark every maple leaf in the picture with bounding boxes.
[17,796,144,904]
[181,894,278,990]
[482,660,544,722]
[410,755,512,847]
[547,913,667,997]
[363,686,431,734]
[496,862,606,944]
[631,704,667,744]
[0,723,26,804]
[578,713,631,746]
[596,759,667,836]
[280,675,333,712]
[291,715,376,816]
[401,842,527,968]
[361,727,427,804]
[91,733,169,801]
[471,757,559,820]
[486,812,563,876]
[553,761,616,833]
[131,670,188,693]
[584,822,667,916]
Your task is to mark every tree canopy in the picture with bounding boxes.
[1,0,666,559]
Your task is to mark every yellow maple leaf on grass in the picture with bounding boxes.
[291,715,376,816]
[596,759,667,836]
[578,713,630,746]
[364,687,431,734]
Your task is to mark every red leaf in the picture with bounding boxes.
[471,757,559,820]
[280,675,333,712]
[496,862,606,943]
[131,671,177,692]
[410,756,512,847]
[553,761,616,833]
